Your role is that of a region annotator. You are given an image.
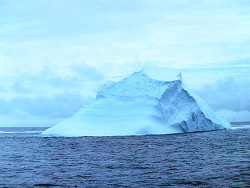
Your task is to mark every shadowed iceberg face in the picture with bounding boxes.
[43,71,231,136]
[160,81,231,132]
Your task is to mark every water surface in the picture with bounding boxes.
[0,127,249,187]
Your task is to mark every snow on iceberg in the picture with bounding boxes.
[42,71,231,136]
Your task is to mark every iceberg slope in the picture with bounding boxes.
[43,71,231,136]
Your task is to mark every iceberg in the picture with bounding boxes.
[42,71,231,136]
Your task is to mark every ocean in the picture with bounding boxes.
[0,126,249,187]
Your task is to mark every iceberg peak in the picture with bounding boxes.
[97,71,172,99]
[177,72,183,82]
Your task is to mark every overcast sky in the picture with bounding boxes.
[0,0,249,126]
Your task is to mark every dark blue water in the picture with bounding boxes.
[0,127,249,187]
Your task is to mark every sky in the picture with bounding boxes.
[0,0,250,126]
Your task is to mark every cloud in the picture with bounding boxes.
[0,63,249,126]
[216,109,250,122]
[7,63,104,95]
[10,92,91,118]
[0,1,249,125]
[1,0,250,73]
[195,76,250,121]
[0,63,104,126]
[0,91,93,127]
[70,64,104,81]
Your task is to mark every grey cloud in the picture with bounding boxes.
[0,90,94,127]
[10,63,104,93]
[195,76,250,112]
[0,63,103,126]
[70,64,103,81]
[10,91,93,118]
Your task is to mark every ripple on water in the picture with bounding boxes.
[0,128,249,187]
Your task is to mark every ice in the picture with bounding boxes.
[232,125,250,129]
[43,71,231,136]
